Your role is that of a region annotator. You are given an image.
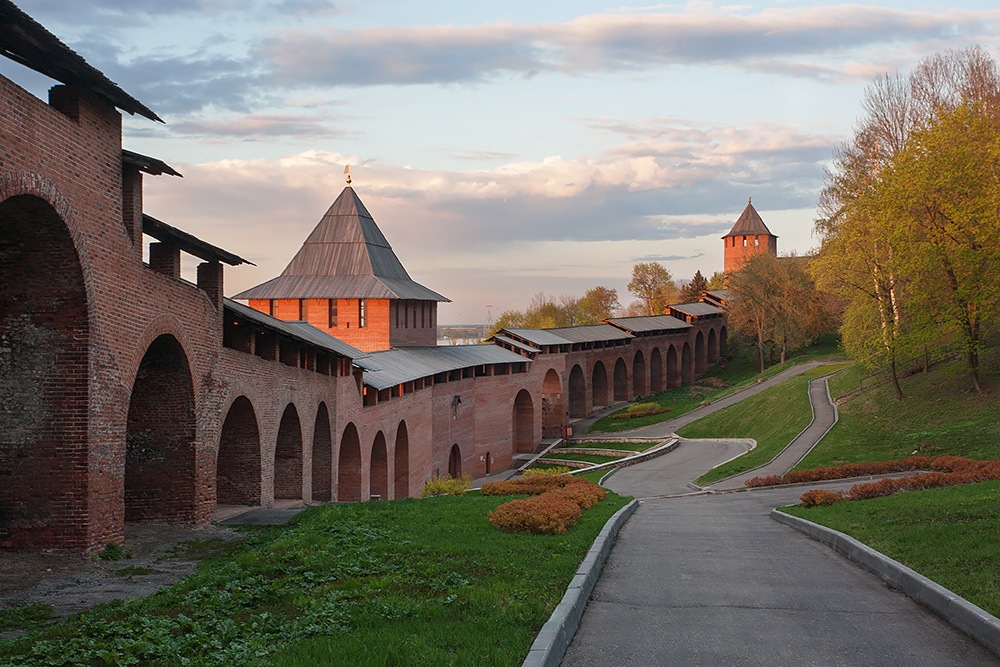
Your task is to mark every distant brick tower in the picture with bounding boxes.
[236,182,449,352]
[722,198,778,274]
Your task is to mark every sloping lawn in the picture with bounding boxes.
[1,493,629,666]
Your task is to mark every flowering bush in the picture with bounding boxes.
[488,494,582,534]
[521,466,573,478]
[421,474,472,497]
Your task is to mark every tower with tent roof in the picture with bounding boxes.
[721,197,778,274]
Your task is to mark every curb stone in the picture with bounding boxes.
[771,509,1000,658]
[522,499,640,667]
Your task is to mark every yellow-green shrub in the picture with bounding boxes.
[488,494,582,534]
[521,466,573,478]
[421,474,472,497]
[613,402,670,419]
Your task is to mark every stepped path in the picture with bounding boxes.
[562,365,999,666]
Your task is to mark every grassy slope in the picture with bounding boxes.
[1,493,629,667]
[587,334,845,434]
[782,481,1000,618]
[795,348,1000,470]
[683,365,842,485]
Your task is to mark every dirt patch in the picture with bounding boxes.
[0,523,243,636]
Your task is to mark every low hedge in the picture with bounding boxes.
[486,475,607,535]
[747,455,997,488]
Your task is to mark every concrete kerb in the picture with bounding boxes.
[771,509,1000,658]
[522,499,640,667]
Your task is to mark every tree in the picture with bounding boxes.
[706,272,725,290]
[577,286,620,324]
[678,270,709,303]
[627,262,676,315]
[813,46,1000,396]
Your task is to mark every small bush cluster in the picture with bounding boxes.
[422,474,472,497]
[747,455,1000,488]
[797,460,1000,506]
[613,402,671,420]
[521,466,573,478]
[487,475,607,534]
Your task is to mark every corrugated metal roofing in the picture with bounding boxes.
[546,324,633,344]
[144,214,253,267]
[670,302,725,317]
[606,315,691,334]
[234,275,447,301]
[356,345,528,390]
[490,334,541,354]
[235,186,448,302]
[0,1,161,121]
[705,289,729,300]
[722,199,777,238]
[501,328,574,347]
[224,298,363,359]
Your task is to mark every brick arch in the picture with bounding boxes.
[126,333,197,523]
[682,341,694,384]
[720,325,729,359]
[394,421,409,499]
[125,315,198,394]
[0,194,91,549]
[371,431,388,500]
[613,357,628,402]
[274,403,303,501]
[666,344,681,388]
[338,423,362,502]
[568,364,586,418]
[216,396,261,506]
[311,402,332,502]
[513,389,534,454]
[695,330,707,375]
[592,361,609,408]
[632,350,647,397]
[541,368,563,438]
[650,347,664,393]
[708,327,719,365]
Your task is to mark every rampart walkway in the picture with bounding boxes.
[562,365,999,666]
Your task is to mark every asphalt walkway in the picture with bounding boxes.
[562,365,1000,666]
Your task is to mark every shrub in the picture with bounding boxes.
[799,489,844,507]
[522,466,573,478]
[482,475,586,497]
[613,402,671,420]
[746,455,1000,489]
[422,474,472,497]
[488,494,582,535]
[550,482,607,509]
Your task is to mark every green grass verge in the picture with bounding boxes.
[0,603,52,633]
[781,481,1000,617]
[541,452,624,465]
[795,348,1000,470]
[0,493,629,666]
[557,441,650,452]
[587,334,846,434]
[685,365,843,485]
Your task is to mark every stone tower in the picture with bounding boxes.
[722,198,778,274]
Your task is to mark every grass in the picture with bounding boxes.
[0,493,628,666]
[794,348,1000,470]
[684,365,844,485]
[557,441,648,452]
[0,603,52,633]
[781,481,1000,617]
[587,334,845,434]
[541,452,625,465]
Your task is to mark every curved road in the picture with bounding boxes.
[562,368,999,666]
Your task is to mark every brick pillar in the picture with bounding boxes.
[149,242,180,278]
[197,261,224,311]
[122,167,144,260]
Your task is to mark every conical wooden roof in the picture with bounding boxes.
[235,186,448,302]
[722,199,777,239]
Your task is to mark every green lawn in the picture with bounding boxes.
[0,493,629,666]
[781,481,1000,617]
[684,365,843,485]
[541,451,625,465]
[588,334,845,434]
[557,441,651,452]
[794,348,1000,470]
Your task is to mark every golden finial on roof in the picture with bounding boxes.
[344,163,352,186]
[748,196,752,204]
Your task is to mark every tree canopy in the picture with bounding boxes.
[627,262,677,315]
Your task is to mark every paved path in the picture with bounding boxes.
[562,366,1000,666]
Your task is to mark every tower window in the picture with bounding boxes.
[359,299,367,328]
[328,299,338,328]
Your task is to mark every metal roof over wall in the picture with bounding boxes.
[606,315,691,334]
[224,298,363,359]
[356,345,527,390]
[670,302,725,317]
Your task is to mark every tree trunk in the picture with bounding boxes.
[968,347,983,394]
[888,356,905,401]
[756,325,766,373]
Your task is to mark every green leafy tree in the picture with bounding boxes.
[627,262,676,315]
[577,286,620,324]
[706,272,725,290]
[678,270,709,303]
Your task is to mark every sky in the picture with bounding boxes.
[5,1,1000,324]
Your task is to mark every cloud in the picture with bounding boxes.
[128,113,353,140]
